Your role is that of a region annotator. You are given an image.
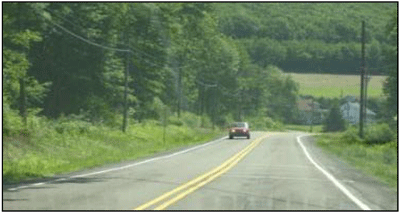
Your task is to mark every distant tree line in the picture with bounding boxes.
[3,3,299,129]
[3,3,396,131]
[216,3,395,75]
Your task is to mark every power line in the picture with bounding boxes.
[41,7,245,91]
[44,7,191,70]
[196,79,217,88]
[44,13,176,69]
[45,8,162,60]
[44,14,131,53]
[41,6,228,73]
[44,8,86,33]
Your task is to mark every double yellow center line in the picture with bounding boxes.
[134,133,271,210]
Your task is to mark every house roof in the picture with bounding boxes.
[297,98,320,111]
[341,102,376,115]
[342,95,359,102]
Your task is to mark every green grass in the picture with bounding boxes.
[288,73,387,98]
[315,131,397,188]
[285,124,323,133]
[3,116,223,183]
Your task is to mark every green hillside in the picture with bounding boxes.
[215,3,396,75]
[216,3,394,42]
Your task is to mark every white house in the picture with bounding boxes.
[297,98,328,125]
[340,102,376,124]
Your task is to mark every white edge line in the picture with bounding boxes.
[7,136,228,191]
[296,135,371,210]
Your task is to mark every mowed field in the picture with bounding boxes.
[288,73,387,98]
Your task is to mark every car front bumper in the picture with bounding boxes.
[229,131,249,137]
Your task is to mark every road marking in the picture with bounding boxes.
[134,133,271,210]
[222,174,355,183]
[32,182,45,186]
[6,136,228,191]
[296,135,371,210]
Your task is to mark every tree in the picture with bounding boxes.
[264,66,298,123]
[382,12,397,123]
[3,3,50,127]
[323,101,346,132]
[246,38,287,68]
[3,2,394,131]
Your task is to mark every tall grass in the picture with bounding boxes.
[315,126,397,188]
[3,113,223,183]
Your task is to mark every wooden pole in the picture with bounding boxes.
[359,20,365,138]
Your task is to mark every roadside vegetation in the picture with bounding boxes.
[315,124,397,188]
[313,98,398,188]
[3,111,223,183]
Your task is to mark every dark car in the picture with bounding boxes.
[228,122,250,139]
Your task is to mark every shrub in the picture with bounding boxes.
[142,119,162,126]
[3,108,24,137]
[323,101,346,132]
[3,100,25,136]
[168,115,184,126]
[199,115,212,128]
[53,119,93,136]
[178,112,212,128]
[364,123,394,145]
[340,127,362,144]
[246,116,265,130]
[246,116,283,131]
[180,112,200,128]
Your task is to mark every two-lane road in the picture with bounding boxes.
[3,132,397,210]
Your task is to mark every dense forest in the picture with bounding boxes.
[3,2,397,131]
[215,3,395,75]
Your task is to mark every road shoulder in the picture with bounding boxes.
[299,134,398,210]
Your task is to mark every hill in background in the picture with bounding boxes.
[214,3,396,75]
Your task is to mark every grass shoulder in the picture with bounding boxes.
[3,115,224,184]
[314,127,397,188]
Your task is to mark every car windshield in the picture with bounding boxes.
[233,122,247,128]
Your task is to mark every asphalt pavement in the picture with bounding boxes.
[2,131,397,210]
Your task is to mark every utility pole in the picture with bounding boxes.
[211,87,215,130]
[163,105,167,145]
[122,49,129,132]
[238,91,242,121]
[364,69,370,125]
[19,78,27,126]
[310,99,314,133]
[122,14,130,132]
[198,80,217,128]
[177,65,182,118]
[18,3,27,127]
[359,20,366,138]
[200,85,205,127]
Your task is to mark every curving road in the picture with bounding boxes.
[3,131,397,210]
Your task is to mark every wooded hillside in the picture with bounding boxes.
[3,2,397,130]
[215,3,395,75]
